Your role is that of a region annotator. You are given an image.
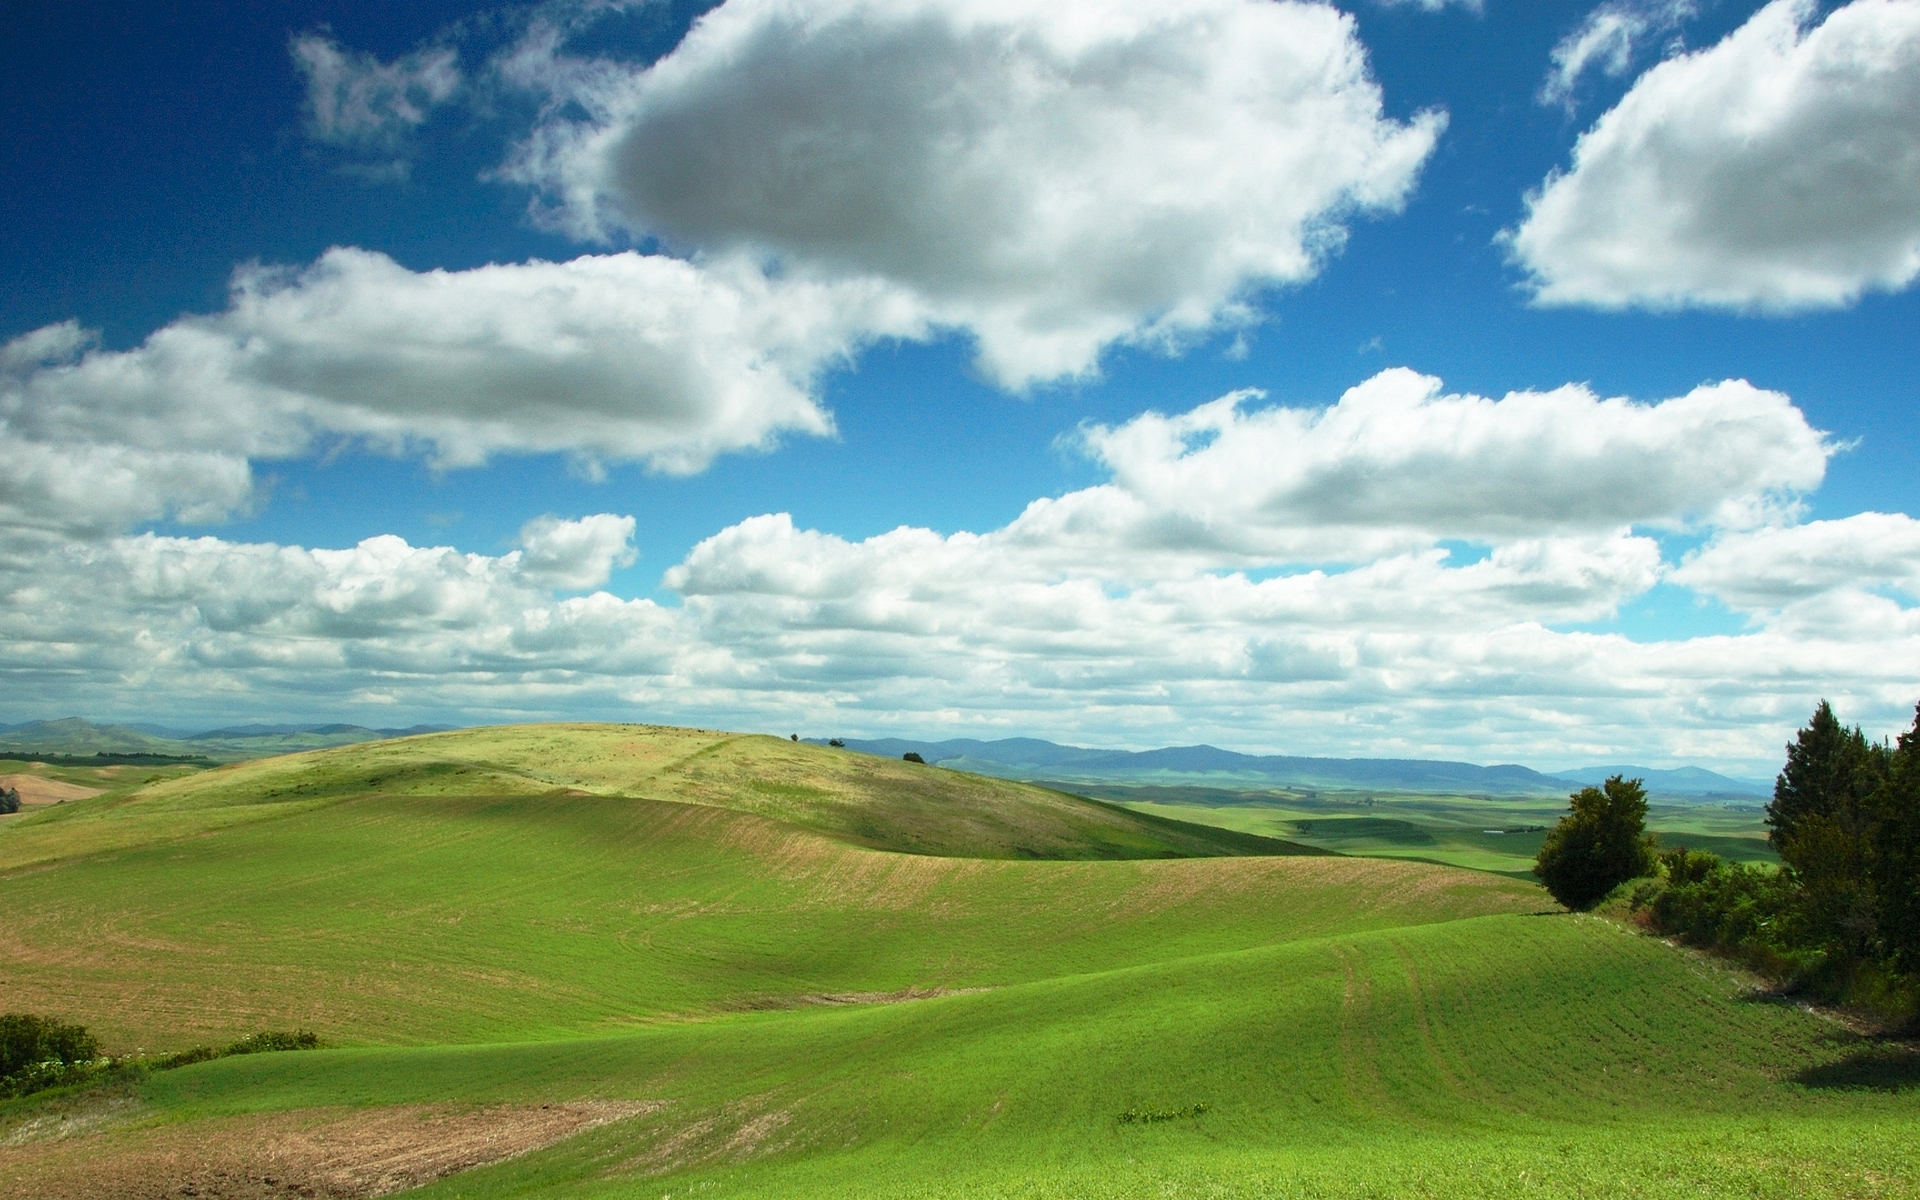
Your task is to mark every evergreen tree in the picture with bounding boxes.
[1534,775,1657,910]
[1769,701,1883,851]
[1869,704,1920,972]
[1768,701,1889,954]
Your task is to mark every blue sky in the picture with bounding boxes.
[4,0,1917,773]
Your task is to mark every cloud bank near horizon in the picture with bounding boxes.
[4,367,1911,773]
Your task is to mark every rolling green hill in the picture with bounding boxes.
[1,724,1912,1198]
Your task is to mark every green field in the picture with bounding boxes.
[1,726,1910,1198]
[1072,781,1778,875]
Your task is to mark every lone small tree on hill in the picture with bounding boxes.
[1534,775,1656,910]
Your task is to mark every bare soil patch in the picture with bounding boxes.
[0,774,103,807]
[0,1100,659,1200]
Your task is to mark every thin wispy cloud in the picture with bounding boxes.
[1539,0,1696,111]
[291,33,463,147]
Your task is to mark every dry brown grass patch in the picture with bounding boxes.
[0,1101,660,1200]
[0,774,103,807]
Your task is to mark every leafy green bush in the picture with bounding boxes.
[1641,849,1795,950]
[154,1045,220,1070]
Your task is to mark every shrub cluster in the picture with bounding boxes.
[1116,1102,1210,1124]
[0,1013,100,1099]
[0,1014,320,1101]
[1632,700,1920,1018]
[0,785,20,814]
[154,1029,320,1070]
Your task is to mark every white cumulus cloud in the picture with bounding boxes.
[0,517,673,695]
[0,370,1907,773]
[1672,512,1920,610]
[1510,0,1920,311]
[502,0,1444,387]
[0,249,924,538]
[1069,369,1828,557]
[516,513,639,590]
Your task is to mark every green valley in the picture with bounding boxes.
[1081,782,1778,876]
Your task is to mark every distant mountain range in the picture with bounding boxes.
[0,718,456,763]
[1547,764,1772,798]
[815,737,1771,801]
[0,718,1772,799]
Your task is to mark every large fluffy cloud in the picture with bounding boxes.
[1510,0,1920,311]
[4,0,1443,552]
[504,0,1443,385]
[0,249,922,536]
[1067,369,1826,557]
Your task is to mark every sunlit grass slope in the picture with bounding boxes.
[0,724,1313,877]
[2,723,1912,1197]
[127,913,1920,1199]
[1,726,1493,1050]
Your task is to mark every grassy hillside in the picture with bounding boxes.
[1,724,1912,1198]
[0,724,1314,876]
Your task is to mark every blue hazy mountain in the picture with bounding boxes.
[820,737,1570,796]
[818,737,1771,800]
[1550,764,1770,798]
[0,718,457,762]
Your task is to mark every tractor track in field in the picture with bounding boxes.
[1334,944,1392,1118]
